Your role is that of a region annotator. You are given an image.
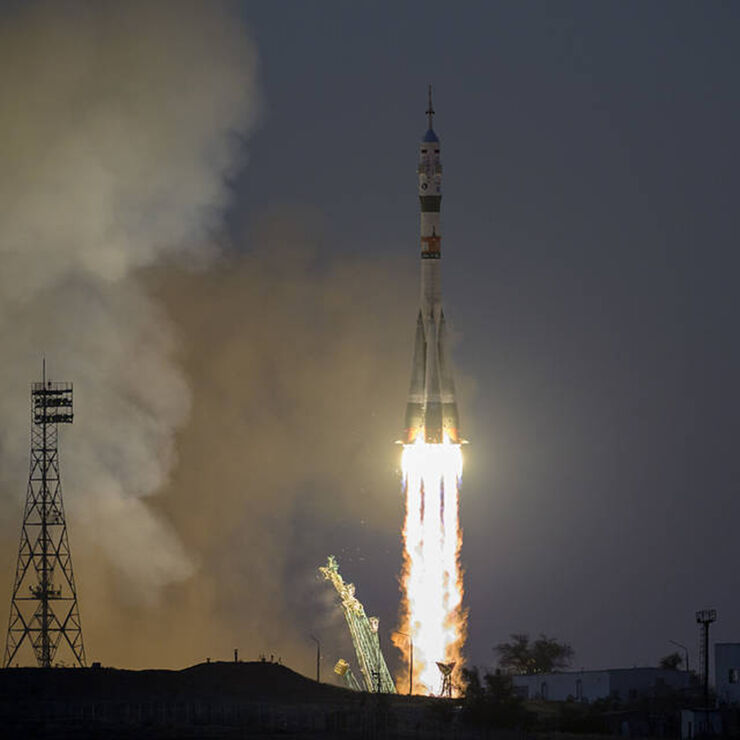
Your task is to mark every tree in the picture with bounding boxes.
[495,633,574,674]
[659,651,683,671]
[460,666,530,728]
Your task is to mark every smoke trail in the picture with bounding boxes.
[0,0,258,600]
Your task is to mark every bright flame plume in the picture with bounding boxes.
[395,434,466,695]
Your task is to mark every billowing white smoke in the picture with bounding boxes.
[0,1,258,598]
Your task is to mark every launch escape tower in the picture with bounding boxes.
[4,366,86,667]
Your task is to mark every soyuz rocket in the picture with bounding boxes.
[404,88,460,445]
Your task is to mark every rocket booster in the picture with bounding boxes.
[404,88,460,444]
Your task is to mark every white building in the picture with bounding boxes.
[512,668,690,703]
[715,643,740,705]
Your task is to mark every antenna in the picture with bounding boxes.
[426,84,435,129]
[4,368,85,667]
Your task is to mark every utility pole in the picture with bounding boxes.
[376,631,382,694]
[4,363,86,667]
[310,635,320,683]
[696,609,717,706]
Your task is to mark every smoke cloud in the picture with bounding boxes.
[38,218,416,670]
[129,219,415,670]
[0,1,423,672]
[0,0,258,602]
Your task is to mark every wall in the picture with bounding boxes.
[608,668,689,701]
[513,668,689,703]
[512,671,609,702]
[715,643,740,705]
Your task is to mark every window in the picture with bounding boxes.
[541,682,548,700]
[729,669,739,684]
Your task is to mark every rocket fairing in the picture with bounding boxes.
[404,88,460,444]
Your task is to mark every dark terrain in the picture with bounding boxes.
[0,660,498,739]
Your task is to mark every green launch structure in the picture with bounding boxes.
[319,556,396,694]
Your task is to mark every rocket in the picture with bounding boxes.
[404,87,460,445]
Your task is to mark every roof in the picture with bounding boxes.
[512,666,686,680]
[423,128,439,142]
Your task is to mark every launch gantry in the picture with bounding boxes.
[333,658,361,691]
[319,556,396,694]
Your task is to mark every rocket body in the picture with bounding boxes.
[404,94,460,444]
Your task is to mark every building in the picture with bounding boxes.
[512,668,690,703]
[681,708,722,739]
[715,643,740,705]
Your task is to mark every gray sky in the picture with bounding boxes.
[235,1,740,673]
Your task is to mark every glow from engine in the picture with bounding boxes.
[396,433,465,695]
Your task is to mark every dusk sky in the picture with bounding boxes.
[235,1,740,673]
[0,1,739,681]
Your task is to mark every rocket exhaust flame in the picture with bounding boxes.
[395,89,466,696]
[398,435,465,695]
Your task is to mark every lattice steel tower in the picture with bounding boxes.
[696,608,717,705]
[4,365,86,667]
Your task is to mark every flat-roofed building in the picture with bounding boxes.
[715,643,740,705]
[513,667,690,703]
